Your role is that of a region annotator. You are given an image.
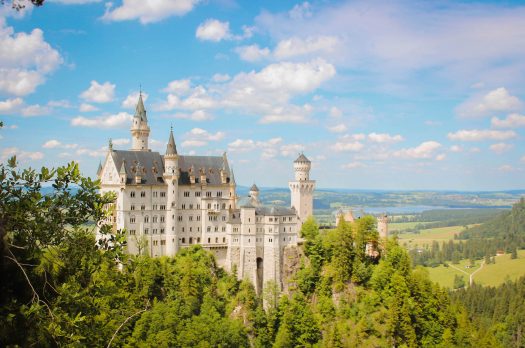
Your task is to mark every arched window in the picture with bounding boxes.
[144,215,149,223]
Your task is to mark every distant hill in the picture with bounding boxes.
[458,198,525,249]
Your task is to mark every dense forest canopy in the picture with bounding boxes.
[1,155,524,347]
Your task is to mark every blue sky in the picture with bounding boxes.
[0,0,524,190]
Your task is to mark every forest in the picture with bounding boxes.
[1,157,524,347]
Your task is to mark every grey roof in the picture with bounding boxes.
[134,94,147,123]
[256,206,296,216]
[110,150,232,186]
[250,184,259,192]
[166,129,177,155]
[97,162,103,176]
[111,150,164,185]
[178,155,232,186]
[294,153,310,163]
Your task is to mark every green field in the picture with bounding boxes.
[389,221,424,231]
[426,250,525,288]
[397,225,468,248]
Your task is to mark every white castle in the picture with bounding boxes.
[98,95,315,293]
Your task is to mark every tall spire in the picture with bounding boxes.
[165,126,177,155]
[135,92,147,122]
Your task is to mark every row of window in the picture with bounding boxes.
[129,215,166,223]
[180,237,226,244]
[130,191,167,198]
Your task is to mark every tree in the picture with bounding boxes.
[453,274,466,289]
[511,247,518,259]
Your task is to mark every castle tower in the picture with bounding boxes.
[377,214,388,239]
[130,93,150,151]
[163,127,179,256]
[249,184,260,205]
[288,153,315,223]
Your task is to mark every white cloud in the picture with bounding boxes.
[0,21,62,96]
[173,110,214,121]
[75,147,105,157]
[181,140,207,148]
[329,106,342,118]
[448,129,517,141]
[367,132,404,144]
[435,154,446,161]
[489,143,513,154]
[450,145,463,153]
[71,112,132,128]
[327,123,347,133]
[259,104,312,124]
[21,104,51,116]
[102,0,200,24]
[1,147,44,161]
[49,0,101,3]
[342,162,366,169]
[47,99,72,108]
[212,73,230,82]
[457,88,523,118]
[289,2,312,20]
[186,128,225,141]
[228,139,256,153]
[42,139,78,149]
[280,144,304,157]
[79,103,98,112]
[491,113,525,128]
[394,141,442,159]
[156,85,216,111]
[163,79,191,94]
[331,141,364,152]
[274,35,339,59]
[498,164,513,172]
[122,91,148,109]
[196,19,230,42]
[0,97,23,113]
[80,80,115,103]
[236,45,270,62]
[112,138,130,146]
[43,139,61,149]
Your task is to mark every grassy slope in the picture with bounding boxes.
[426,250,525,288]
[397,225,468,248]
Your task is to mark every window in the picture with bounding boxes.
[181,204,186,210]
[208,238,211,243]
[153,240,158,246]
[189,227,192,232]
[206,192,212,197]
[141,191,146,197]
[160,216,165,223]
[223,237,226,243]
[153,216,158,223]
[141,205,145,210]
[195,192,201,197]
[184,191,190,197]
[215,237,218,243]
[217,191,222,197]
[160,205,166,210]
[189,237,193,244]
[130,191,135,198]
[182,227,185,232]
[130,216,136,223]
[161,240,166,245]
[152,204,157,210]
[144,216,149,223]
[129,229,136,235]
[178,216,182,222]
[197,215,201,221]
[144,228,149,234]
[214,226,218,232]
[182,238,185,244]
[160,192,166,198]
[189,204,193,209]
[207,203,211,209]
[197,237,201,243]
[222,227,226,232]
[222,203,226,209]
[207,226,211,232]
[130,205,135,211]
[189,216,193,221]
[153,229,157,234]
[160,228,165,234]
[153,191,158,198]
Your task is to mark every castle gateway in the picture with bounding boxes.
[98,95,315,293]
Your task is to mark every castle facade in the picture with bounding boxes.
[98,95,315,293]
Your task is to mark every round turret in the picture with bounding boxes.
[293,153,311,181]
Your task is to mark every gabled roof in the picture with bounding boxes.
[111,150,164,185]
[178,155,232,185]
[294,153,310,163]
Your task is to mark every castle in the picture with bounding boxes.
[97,95,315,293]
